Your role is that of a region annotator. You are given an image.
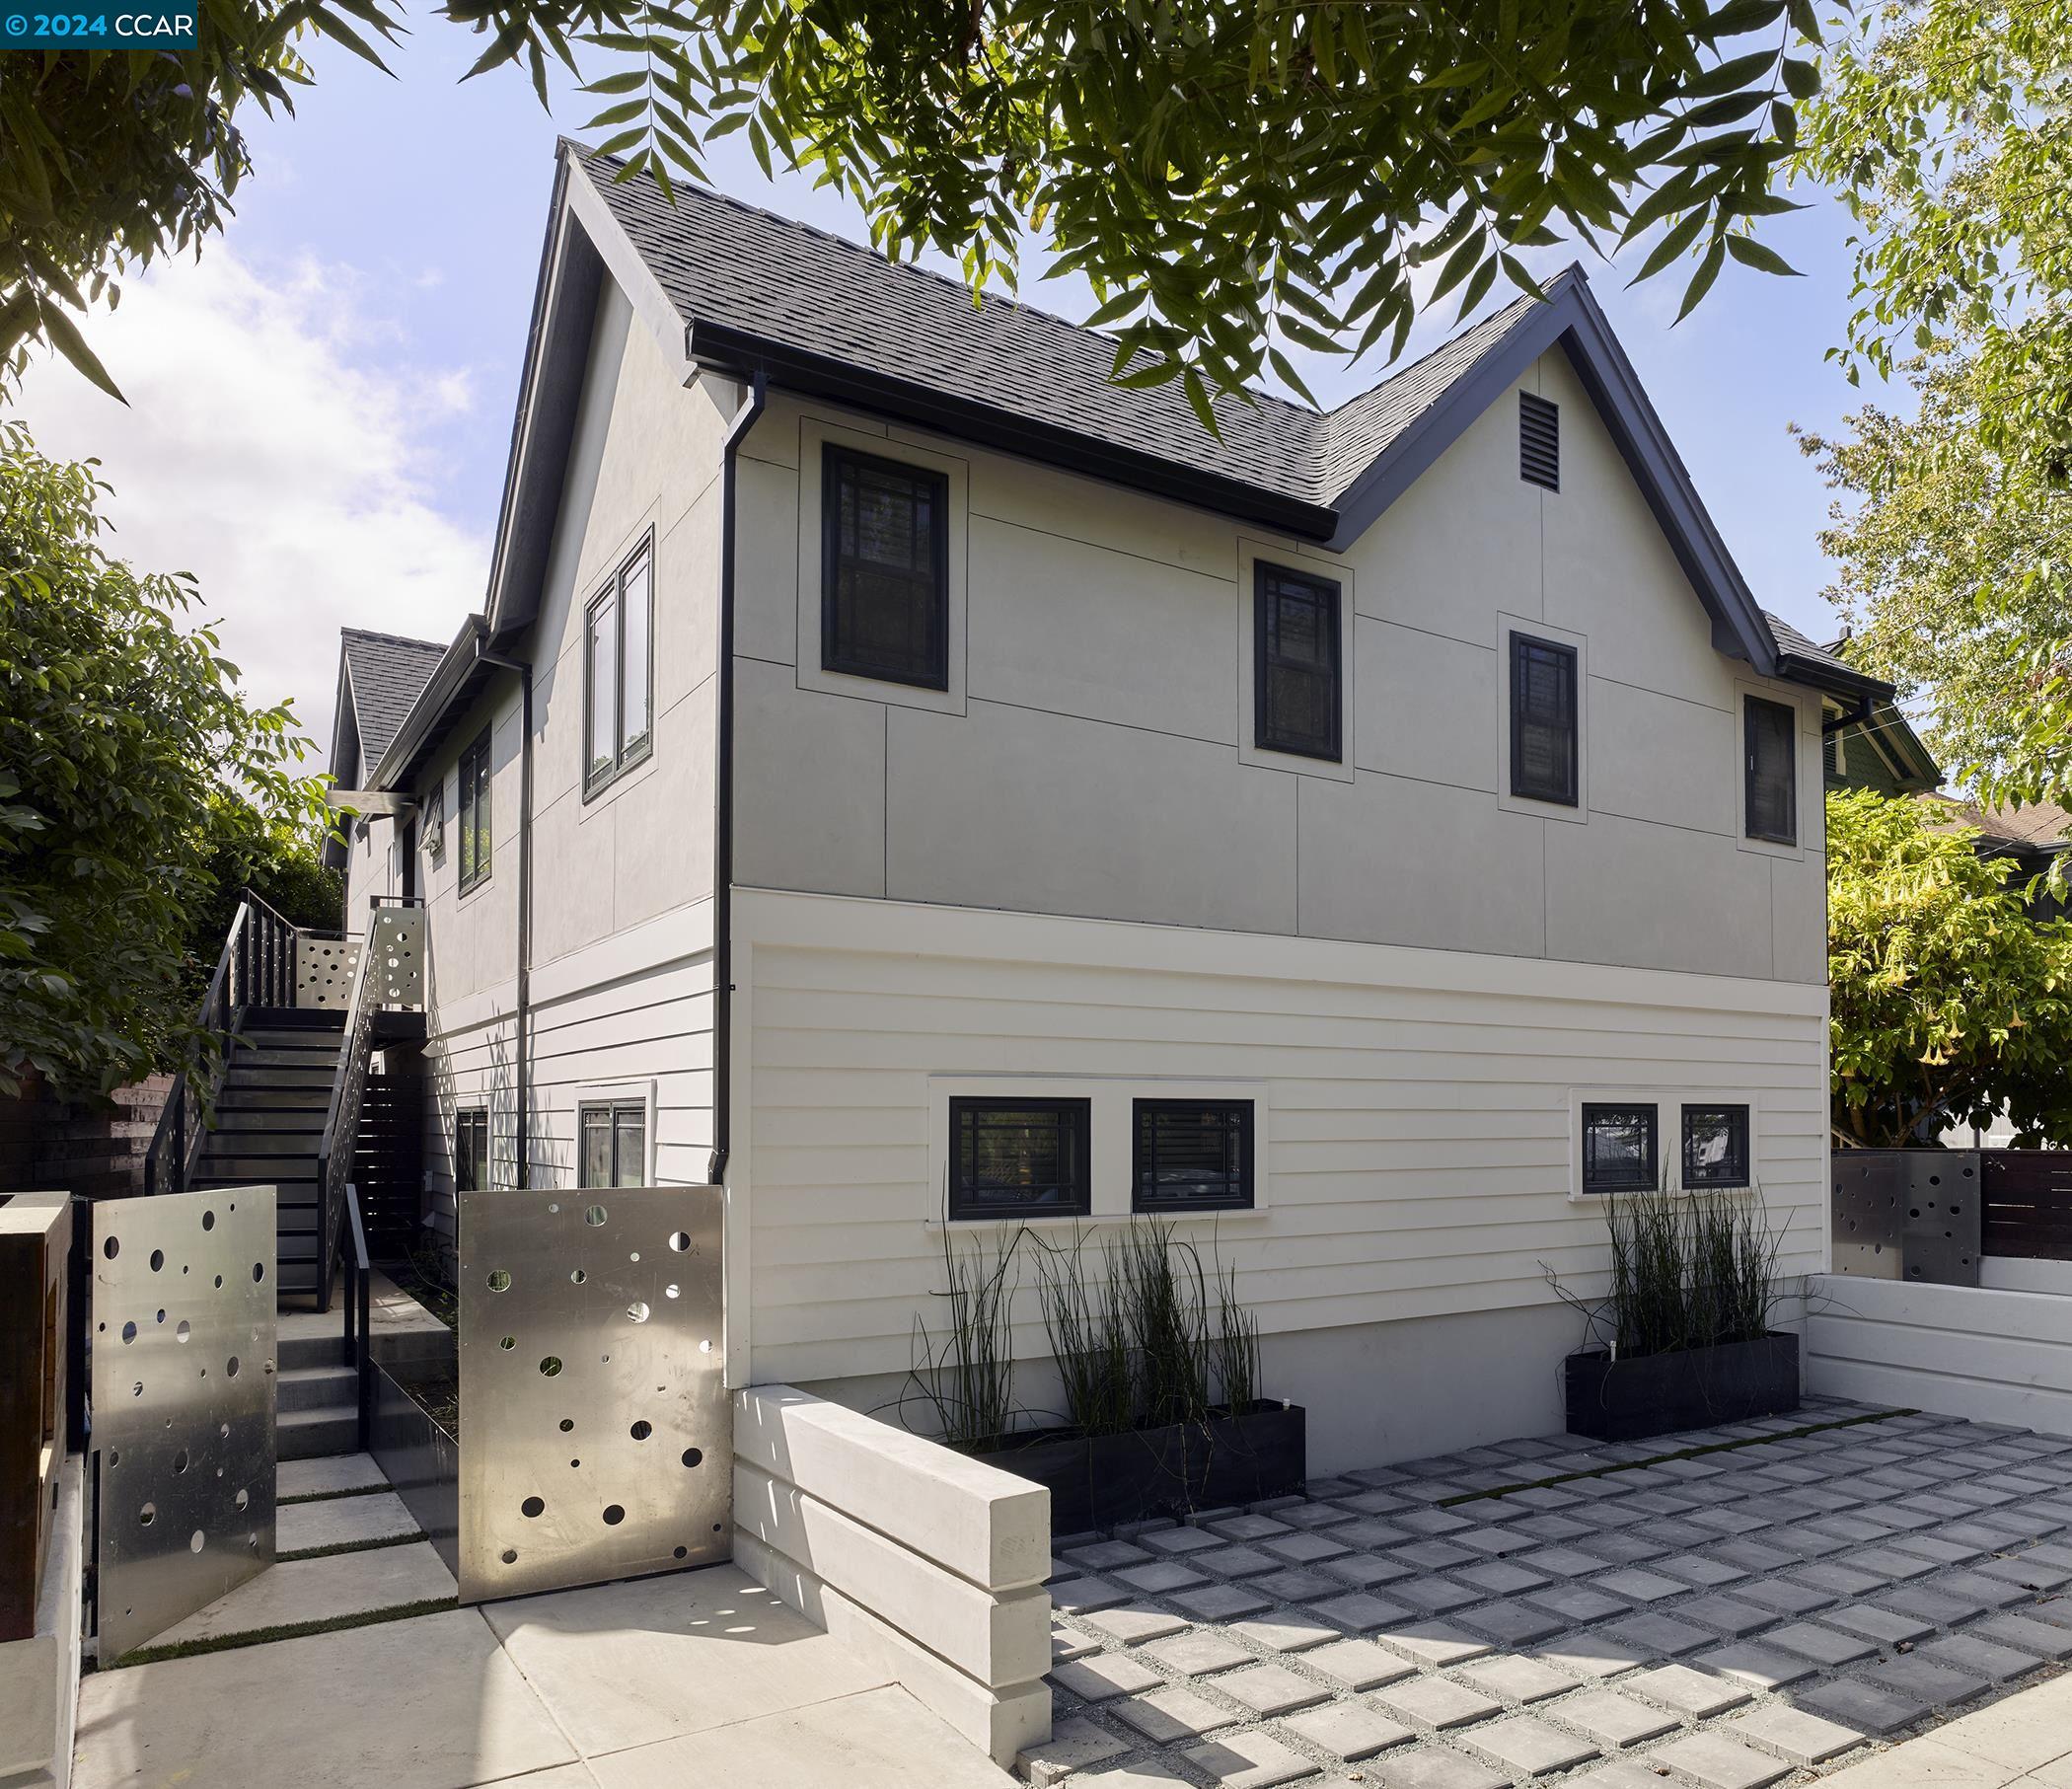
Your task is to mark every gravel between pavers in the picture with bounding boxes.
[1021,1399,2072,1788]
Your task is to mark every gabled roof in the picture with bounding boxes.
[478,141,1890,706]
[334,629,446,777]
[1924,793,2072,857]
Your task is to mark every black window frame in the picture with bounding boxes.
[820,443,950,691]
[1682,1104,1751,1190]
[578,1098,648,1189]
[583,533,655,799]
[1132,1098,1255,1214]
[1253,561,1343,762]
[1744,694,1799,846]
[457,729,492,893]
[947,1096,1092,1221]
[1510,632,1580,806]
[455,1107,490,1192]
[1582,1102,1659,1195]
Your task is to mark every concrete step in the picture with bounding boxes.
[278,1329,349,1373]
[280,1405,359,1461]
[280,1363,357,1413]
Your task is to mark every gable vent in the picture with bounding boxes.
[1519,392,1559,490]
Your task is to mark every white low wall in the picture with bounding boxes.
[1982,1257,2072,1297]
[1806,1273,2072,1437]
[732,1384,1051,1767]
[0,1455,81,1789]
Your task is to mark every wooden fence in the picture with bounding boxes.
[1981,1152,2072,1261]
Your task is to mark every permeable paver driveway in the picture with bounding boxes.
[1025,1397,2072,1788]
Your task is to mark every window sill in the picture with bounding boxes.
[925,1208,1271,1231]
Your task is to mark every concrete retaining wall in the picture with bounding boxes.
[1806,1272,2072,1437]
[732,1383,1050,1766]
[0,1455,81,1789]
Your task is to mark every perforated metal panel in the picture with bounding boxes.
[294,935,360,1008]
[369,907,424,1007]
[1830,1150,1981,1284]
[457,1185,726,1603]
[91,1187,276,1662]
[1831,1153,1904,1279]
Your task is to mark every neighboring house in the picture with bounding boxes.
[325,627,448,916]
[1820,682,1942,800]
[327,141,1890,1470]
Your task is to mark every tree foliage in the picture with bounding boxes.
[0,419,331,1098]
[1797,0,2072,806]
[7,0,1822,411]
[0,9,399,399]
[1827,789,2072,1149]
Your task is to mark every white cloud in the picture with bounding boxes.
[19,250,489,770]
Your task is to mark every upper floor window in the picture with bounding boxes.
[948,1096,1091,1219]
[1511,633,1579,805]
[1683,1104,1751,1189]
[1745,695,1798,846]
[1583,1102,1658,1194]
[822,445,949,689]
[1134,1099,1254,1213]
[585,537,653,794]
[1254,563,1342,761]
[457,729,492,892]
[579,1100,647,1189]
[455,1107,490,1192]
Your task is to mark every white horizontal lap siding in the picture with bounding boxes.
[738,891,1826,1386]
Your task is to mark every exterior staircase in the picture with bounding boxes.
[190,1008,364,1460]
[193,1008,347,1304]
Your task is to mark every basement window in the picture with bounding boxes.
[455,1108,490,1192]
[1745,695,1798,846]
[585,535,654,796]
[1582,1103,1658,1195]
[457,730,492,892]
[821,444,949,689]
[948,1097,1091,1220]
[1133,1100,1254,1214]
[579,1101,648,1189]
[1683,1105,1751,1189]
[1254,562,1343,761]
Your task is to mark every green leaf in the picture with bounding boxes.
[37,300,124,404]
[1675,238,1726,322]
[1725,234,1803,276]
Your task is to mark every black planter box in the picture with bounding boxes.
[977,1401,1305,1534]
[1565,1333,1800,1443]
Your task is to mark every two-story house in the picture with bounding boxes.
[329,141,1888,1472]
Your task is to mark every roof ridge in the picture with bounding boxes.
[567,141,1573,433]
[341,626,447,652]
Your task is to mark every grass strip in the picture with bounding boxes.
[1436,1405,1919,1508]
[279,1483,388,1506]
[277,1530,423,1564]
[103,1596,460,1670]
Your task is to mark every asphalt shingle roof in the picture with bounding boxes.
[576,149,1546,512]
[341,628,447,771]
[1765,615,1865,683]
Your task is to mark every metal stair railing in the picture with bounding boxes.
[142,892,302,1198]
[312,898,425,1313]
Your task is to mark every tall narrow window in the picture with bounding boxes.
[455,1107,490,1192]
[1134,1100,1254,1213]
[457,730,492,892]
[1745,695,1798,846]
[1511,633,1579,805]
[1683,1105,1751,1189]
[579,1101,648,1188]
[948,1097,1091,1219]
[585,537,654,794]
[822,445,949,688]
[1582,1103,1658,1194]
[1254,563,1342,761]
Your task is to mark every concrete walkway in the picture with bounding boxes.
[74,1452,1014,1789]
[1029,1399,2072,1787]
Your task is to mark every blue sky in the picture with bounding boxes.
[21,27,1882,755]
